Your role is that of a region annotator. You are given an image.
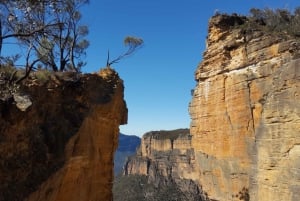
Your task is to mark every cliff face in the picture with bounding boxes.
[189,15,300,201]
[121,129,207,201]
[124,129,195,181]
[0,68,127,201]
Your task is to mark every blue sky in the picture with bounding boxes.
[0,1,297,137]
[80,0,299,137]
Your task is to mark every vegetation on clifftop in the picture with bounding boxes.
[143,129,190,140]
[217,7,300,39]
[213,7,300,40]
[247,7,300,37]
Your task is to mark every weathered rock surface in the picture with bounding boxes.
[0,68,127,201]
[121,129,209,201]
[125,129,195,181]
[189,14,300,201]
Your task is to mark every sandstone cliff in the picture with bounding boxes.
[119,129,208,201]
[0,67,127,201]
[189,14,300,201]
[124,129,195,181]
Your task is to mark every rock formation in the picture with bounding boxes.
[124,129,195,180]
[189,14,300,201]
[0,67,127,201]
[120,129,208,201]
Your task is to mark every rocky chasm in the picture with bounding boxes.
[121,14,300,201]
[0,68,127,201]
[0,13,299,201]
[189,14,300,201]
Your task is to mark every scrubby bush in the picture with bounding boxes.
[246,7,300,38]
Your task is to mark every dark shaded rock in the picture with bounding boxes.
[0,68,127,201]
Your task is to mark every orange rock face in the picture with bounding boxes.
[0,68,127,201]
[26,68,127,201]
[189,15,300,201]
[122,129,206,200]
[125,129,197,180]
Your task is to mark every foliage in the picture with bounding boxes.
[33,69,52,84]
[106,36,144,67]
[0,55,21,67]
[0,65,20,101]
[0,0,89,75]
[143,129,190,141]
[113,175,193,201]
[113,174,207,201]
[243,7,300,38]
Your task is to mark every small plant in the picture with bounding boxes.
[0,65,17,78]
[34,69,52,84]
[106,36,144,67]
[0,67,20,101]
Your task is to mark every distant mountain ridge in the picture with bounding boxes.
[117,133,141,152]
[114,133,141,175]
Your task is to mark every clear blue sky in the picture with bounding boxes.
[80,0,298,137]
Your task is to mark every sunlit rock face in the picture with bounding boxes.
[189,14,300,201]
[0,68,127,201]
[125,129,197,181]
[123,129,208,200]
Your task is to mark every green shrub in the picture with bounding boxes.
[33,69,52,83]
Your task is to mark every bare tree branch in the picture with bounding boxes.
[1,23,62,40]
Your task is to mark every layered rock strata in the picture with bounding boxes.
[189,14,300,201]
[123,129,208,201]
[0,68,127,201]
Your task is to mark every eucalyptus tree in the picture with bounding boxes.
[0,0,52,64]
[0,0,89,73]
[36,0,89,72]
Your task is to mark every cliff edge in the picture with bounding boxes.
[189,14,300,201]
[0,67,127,201]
